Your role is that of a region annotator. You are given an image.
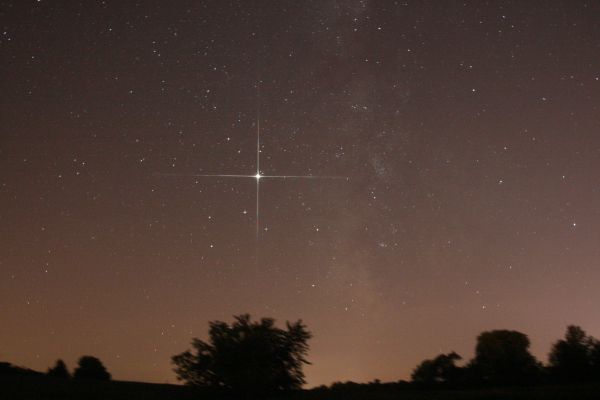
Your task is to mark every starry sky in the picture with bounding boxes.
[2,0,600,386]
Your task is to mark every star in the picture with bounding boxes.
[157,83,348,238]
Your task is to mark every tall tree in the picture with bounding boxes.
[73,356,111,381]
[549,325,594,381]
[172,314,311,395]
[47,359,70,379]
[470,330,540,384]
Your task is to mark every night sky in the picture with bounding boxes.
[2,0,600,386]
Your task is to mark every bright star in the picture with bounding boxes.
[157,81,348,238]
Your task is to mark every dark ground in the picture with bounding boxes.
[1,376,600,400]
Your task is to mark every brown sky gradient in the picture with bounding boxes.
[2,0,600,386]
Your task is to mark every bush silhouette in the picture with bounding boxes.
[470,330,541,384]
[47,359,70,379]
[549,325,596,382]
[73,356,111,381]
[172,314,311,395]
[411,352,462,386]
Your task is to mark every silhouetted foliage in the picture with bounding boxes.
[0,362,43,377]
[172,314,311,395]
[549,325,597,382]
[469,330,541,385]
[73,356,111,381]
[590,339,600,379]
[411,352,462,386]
[6,320,600,397]
[47,359,71,379]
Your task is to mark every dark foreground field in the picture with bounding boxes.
[2,376,600,400]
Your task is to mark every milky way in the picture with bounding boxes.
[1,0,600,386]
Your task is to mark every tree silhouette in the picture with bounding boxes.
[172,314,311,395]
[590,339,600,380]
[73,356,111,381]
[411,352,462,386]
[549,325,595,382]
[47,359,70,379]
[470,330,540,384]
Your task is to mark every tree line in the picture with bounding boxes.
[2,315,600,396]
[409,325,600,388]
[172,316,600,394]
[0,355,111,381]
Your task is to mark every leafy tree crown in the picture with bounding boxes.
[172,314,311,394]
